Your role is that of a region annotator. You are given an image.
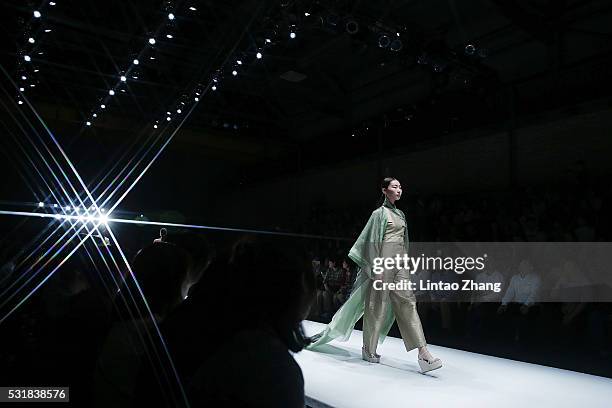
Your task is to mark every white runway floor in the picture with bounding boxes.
[296,321,612,408]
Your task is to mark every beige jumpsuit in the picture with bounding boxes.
[362,206,427,354]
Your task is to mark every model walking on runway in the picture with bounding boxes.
[308,177,443,373]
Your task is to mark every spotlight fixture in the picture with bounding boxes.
[289,31,296,39]
[189,6,197,11]
[166,34,173,39]
[19,87,24,91]
[464,44,476,55]
[38,202,44,207]
[176,109,182,113]
[194,97,199,101]
[21,75,27,80]
[390,38,402,52]
[33,11,41,18]
[378,34,391,48]
[120,75,126,82]
[101,104,106,109]
[93,113,97,117]
[18,100,23,105]
[109,90,115,96]
[133,58,139,65]
[345,20,359,35]
[24,55,31,62]
[304,12,310,17]
[154,124,158,128]
[149,38,156,45]
[236,60,242,65]
[256,52,262,59]
[166,117,171,121]
[86,121,91,126]
[232,70,237,76]
[211,85,217,91]
[28,37,35,44]
[44,29,52,33]
[168,13,175,20]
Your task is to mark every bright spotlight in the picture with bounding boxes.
[290,32,296,39]
[24,55,31,62]
[236,60,242,65]
[133,59,139,65]
[19,87,24,91]
[265,38,271,44]
[211,85,216,91]
[166,34,173,39]
[120,75,126,82]
[177,109,182,113]
[232,70,237,76]
[189,6,197,11]
[256,52,262,59]
[21,75,27,80]
[33,11,41,18]
[28,37,35,44]
[154,124,158,128]
[18,100,23,105]
[149,38,156,45]
[38,202,44,207]
[93,113,97,117]
[109,89,115,95]
[194,96,199,101]
[168,13,175,20]
[166,117,171,121]
[65,206,71,211]
[86,121,91,126]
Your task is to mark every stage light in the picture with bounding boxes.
[34,69,39,72]
[265,38,271,44]
[21,75,26,80]
[378,34,391,48]
[154,124,158,128]
[168,13,175,20]
[65,206,71,211]
[149,38,156,45]
[38,202,44,207]
[99,214,109,224]
[232,70,237,76]
[101,104,106,109]
[93,113,97,117]
[33,11,41,18]
[290,32,296,39]
[166,111,171,115]
[304,12,310,16]
[465,44,476,55]
[166,34,173,39]
[50,1,56,5]
[211,86,216,91]
[86,121,91,126]
[177,109,182,114]
[45,29,52,33]
[345,20,359,35]
[109,89,115,96]
[133,59,139,65]
[30,84,35,87]
[166,117,171,121]
[24,55,31,62]
[256,52,262,59]
[28,37,35,44]
[120,75,126,82]
[237,60,242,65]
[194,96,199,101]
[390,39,402,52]
[150,56,155,60]
[100,208,106,213]
[189,6,196,11]
[53,204,58,208]
[19,87,24,91]
[18,100,23,105]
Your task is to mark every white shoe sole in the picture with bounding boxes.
[418,357,443,373]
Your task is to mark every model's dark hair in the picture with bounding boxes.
[376,176,397,207]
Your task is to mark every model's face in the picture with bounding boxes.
[383,180,402,203]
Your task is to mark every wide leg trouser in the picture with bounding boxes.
[362,247,427,354]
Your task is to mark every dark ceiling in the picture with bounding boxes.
[1,0,612,186]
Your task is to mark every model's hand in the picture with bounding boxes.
[497,304,507,314]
